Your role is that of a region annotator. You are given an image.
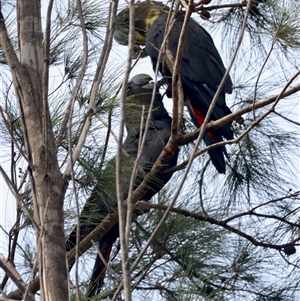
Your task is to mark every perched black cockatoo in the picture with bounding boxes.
[114,1,234,173]
[66,74,178,296]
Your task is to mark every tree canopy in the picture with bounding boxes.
[0,1,299,301]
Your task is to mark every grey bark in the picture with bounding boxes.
[0,1,69,300]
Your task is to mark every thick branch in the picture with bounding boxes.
[0,255,26,294]
[177,83,300,146]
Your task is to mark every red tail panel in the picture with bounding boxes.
[188,101,220,143]
[99,239,113,275]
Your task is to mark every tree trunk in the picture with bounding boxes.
[0,0,69,300]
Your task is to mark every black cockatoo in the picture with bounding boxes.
[66,74,178,296]
[114,1,234,173]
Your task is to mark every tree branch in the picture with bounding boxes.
[176,81,300,146]
[0,254,34,301]
[136,200,300,251]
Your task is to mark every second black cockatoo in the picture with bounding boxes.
[114,1,234,173]
[66,74,178,296]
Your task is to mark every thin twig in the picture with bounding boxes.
[0,165,37,229]
[67,1,90,300]
[0,107,29,164]
[273,110,300,126]
[115,0,135,299]
[194,2,246,12]
[24,195,51,301]
[99,109,113,170]
[124,104,146,261]
[0,210,25,291]
[63,0,118,177]
[55,0,89,148]
[253,27,279,119]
